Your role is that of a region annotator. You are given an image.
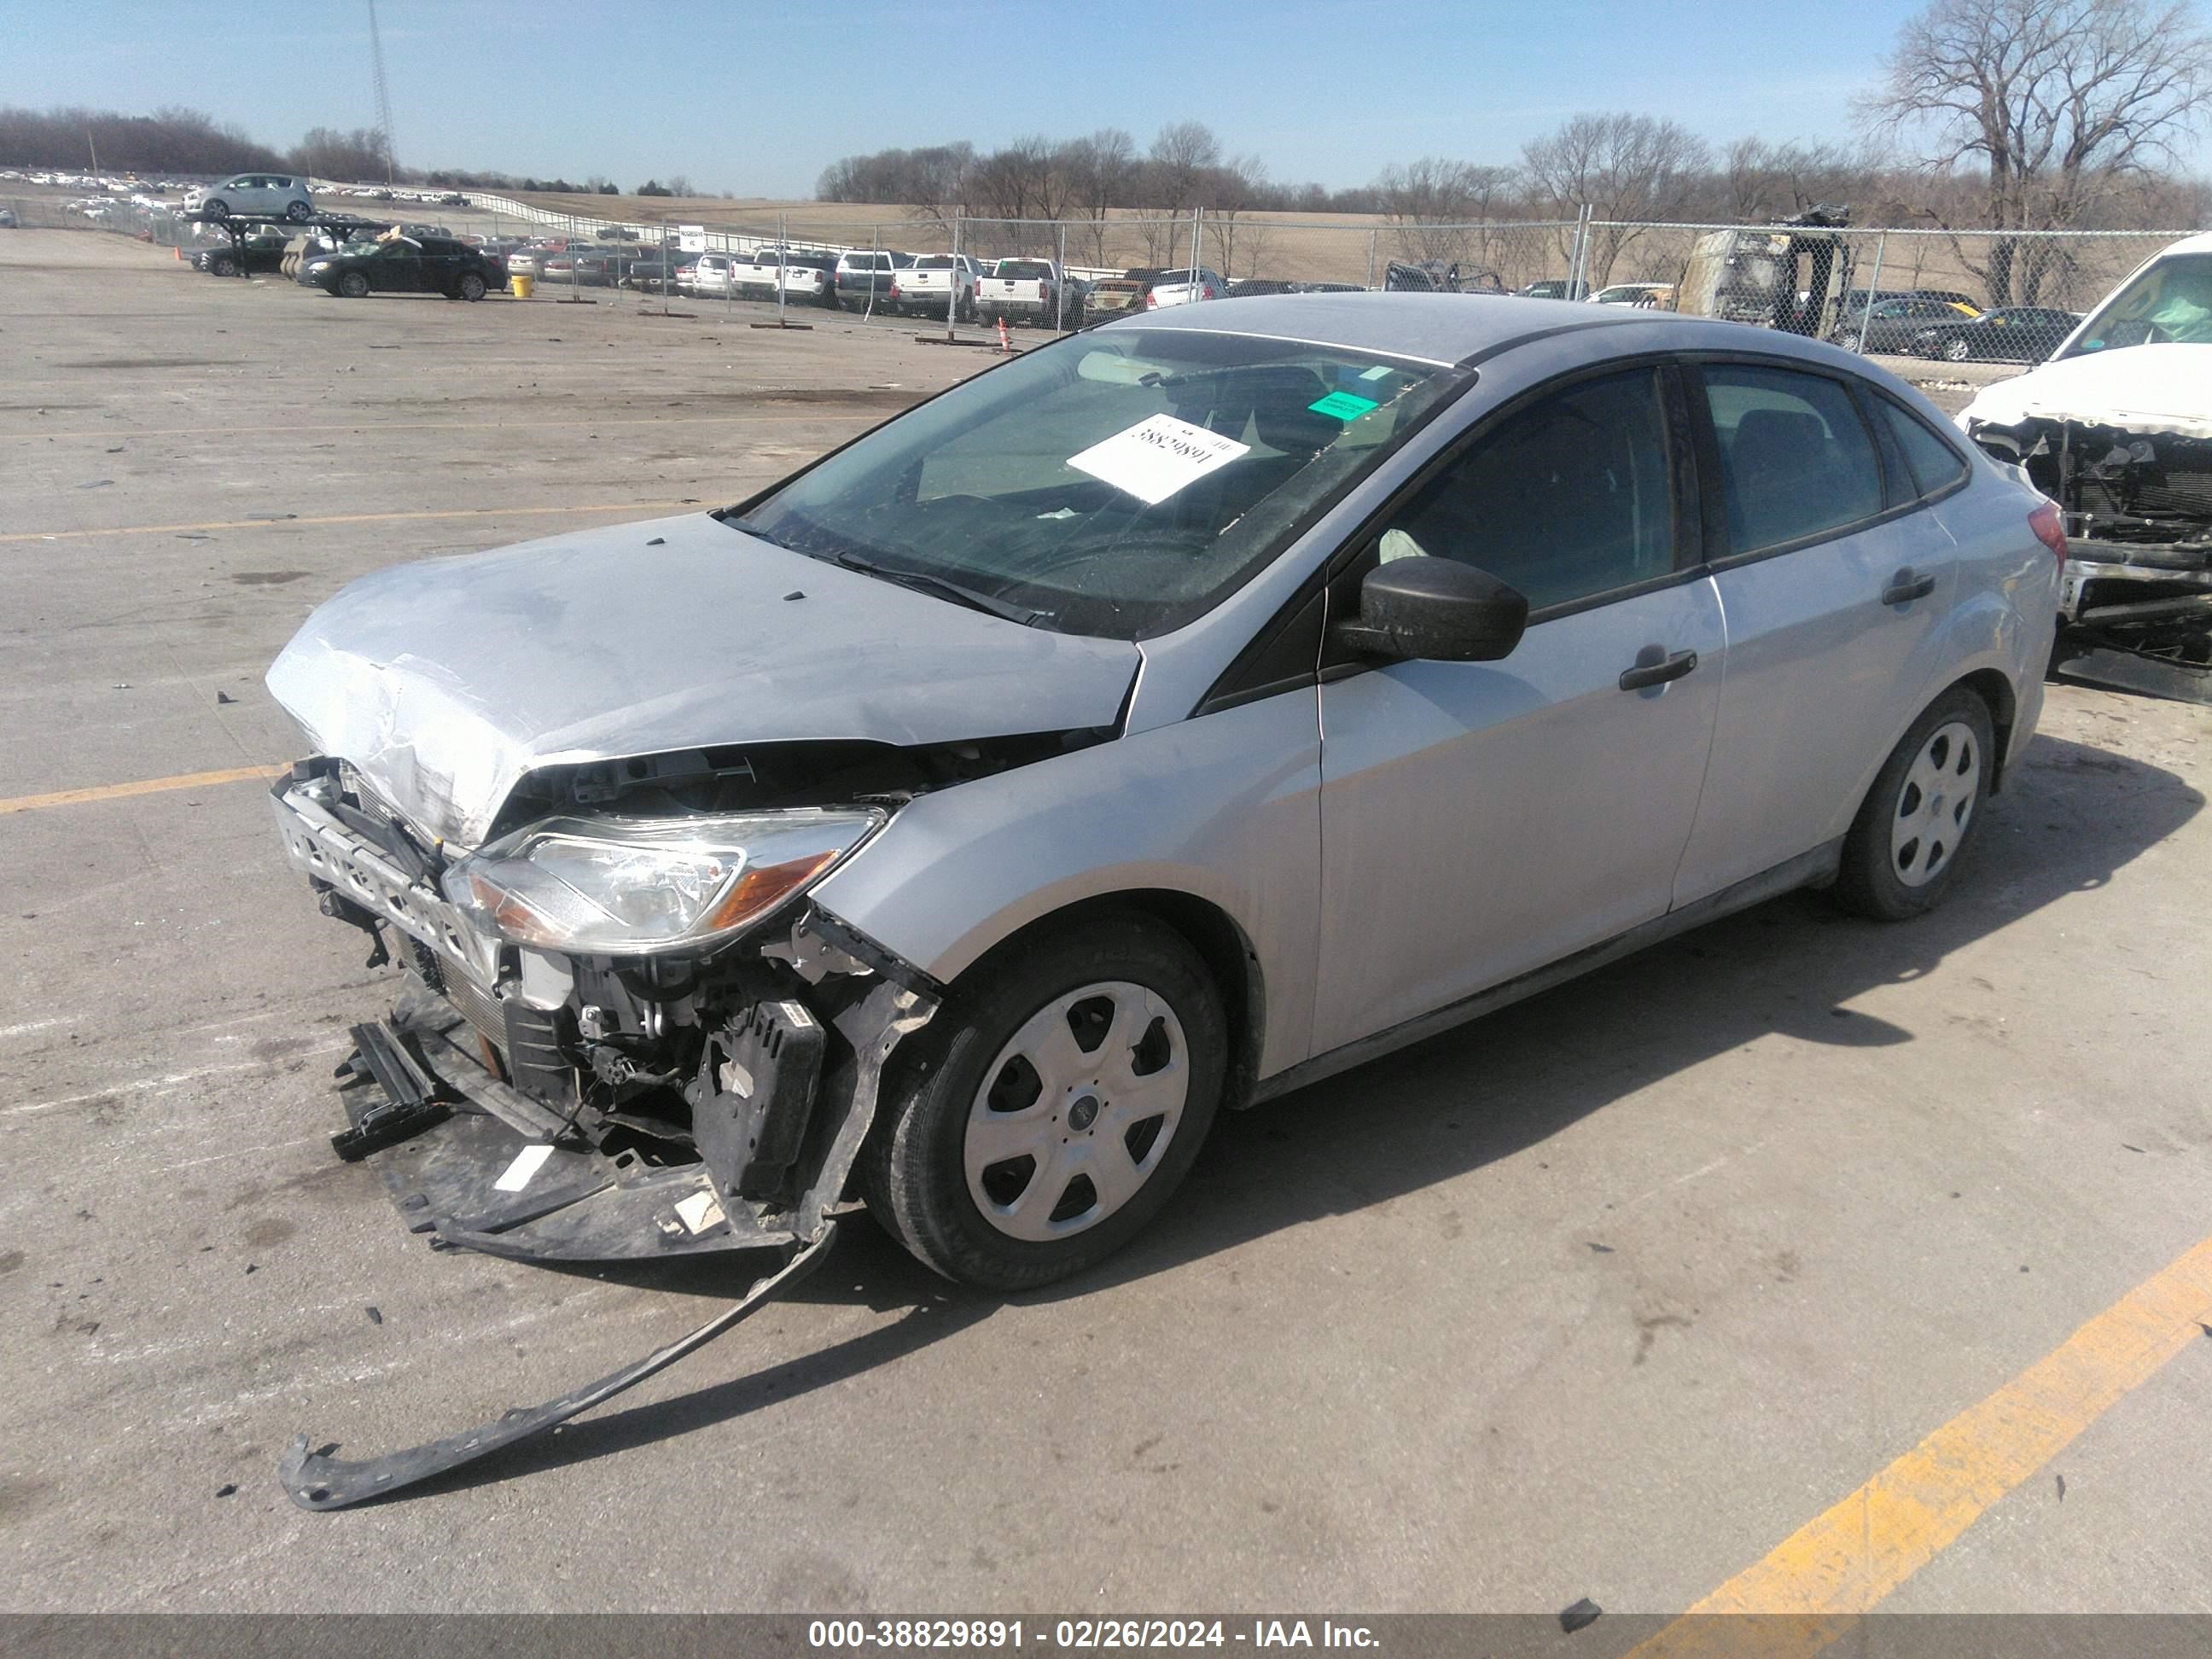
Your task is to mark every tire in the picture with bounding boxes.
[860,911,1227,1291]
[202,199,228,218]
[1833,685,1996,922]
[209,253,236,277]
[337,270,370,299]
[456,271,486,302]
[1942,335,1972,362]
[285,200,312,223]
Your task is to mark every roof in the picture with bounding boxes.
[1105,290,1840,370]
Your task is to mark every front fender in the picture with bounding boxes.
[809,692,1322,1079]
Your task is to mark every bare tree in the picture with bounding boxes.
[1201,153,1269,276]
[1148,120,1222,211]
[1868,0,2212,299]
[1066,127,1135,264]
[1522,112,1710,283]
[1374,157,1516,265]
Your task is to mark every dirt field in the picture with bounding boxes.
[3,229,2209,1627]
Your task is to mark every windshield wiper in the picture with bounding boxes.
[832,551,1044,626]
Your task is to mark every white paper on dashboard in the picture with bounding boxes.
[1066,414,1251,504]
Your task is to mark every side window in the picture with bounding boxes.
[1698,364,1882,556]
[1874,396,1971,499]
[1384,367,1676,613]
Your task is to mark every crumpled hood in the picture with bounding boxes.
[1959,344,2212,440]
[266,512,1140,847]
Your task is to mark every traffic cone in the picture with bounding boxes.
[996,317,1010,353]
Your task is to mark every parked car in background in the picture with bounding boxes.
[1081,269,1161,319]
[772,252,841,307]
[0,207,16,229]
[504,246,552,280]
[195,228,291,276]
[1958,232,2212,702]
[263,294,2060,1324]
[618,249,690,294]
[298,233,504,300]
[1520,278,1582,300]
[1910,306,2081,364]
[1832,291,1979,346]
[905,253,990,321]
[975,258,1083,327]
[540,248,622,287]
[1144,266,1224,308]
[185,173,317,221]
[1589,282,1676,308]
[681,252,742,298]
[1224,278,1365,299]
[835,248,915,311]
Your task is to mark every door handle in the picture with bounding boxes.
[1619,647,1698,691]
[1883,568,1937,604]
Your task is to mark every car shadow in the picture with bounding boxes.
[373,731,2196,1499]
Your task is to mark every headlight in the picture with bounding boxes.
[440,808,883,955]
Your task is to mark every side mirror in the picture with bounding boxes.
[1333,555,1528,663]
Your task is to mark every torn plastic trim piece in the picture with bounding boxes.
[276,1225,838,1511]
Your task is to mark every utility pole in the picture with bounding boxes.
[366,0,398,183]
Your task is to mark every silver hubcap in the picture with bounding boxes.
[963,981,1188,1243]
[1891,719,1979,888]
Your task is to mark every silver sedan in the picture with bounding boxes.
[265,294,2061,1298]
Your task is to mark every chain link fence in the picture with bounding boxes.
[9,179,2195,379]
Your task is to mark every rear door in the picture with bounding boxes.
[1670,358,1958,904]
[1313,362,1724,1054]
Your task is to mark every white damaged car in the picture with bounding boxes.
[1959,232,2212,699]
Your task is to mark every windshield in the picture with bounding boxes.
[2062,253,2212,355]
[731,329,1464,639]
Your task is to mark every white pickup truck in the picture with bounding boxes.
[975,259,1086,329]
[734,247,840,306]
[899,253,986,321]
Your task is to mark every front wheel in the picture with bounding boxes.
[1942,335,1972,362]
[209,253,236,277]
[456,271,486,302]
[337,270,370,299]
[1833,686,1995,921]
[860,912,1226,1290]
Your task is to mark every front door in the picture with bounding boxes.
[1313,364,1724,1056]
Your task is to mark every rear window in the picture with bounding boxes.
[998,261,1052,280]
[1873,396,1971,500]
[914,255,953,270]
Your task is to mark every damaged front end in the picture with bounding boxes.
[270,754,950,1266]
[1971,417,2212,704]
[266,742,986,1505]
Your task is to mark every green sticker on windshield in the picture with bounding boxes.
[1309,390,1379,421]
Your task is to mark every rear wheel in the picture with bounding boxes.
[1834,686,1995,921]
[285,200,312,223]
[337,270,370,300]
[202,199,228,218]
[456,271,486,302]
[860,912,1226,1290]
[1942,335,1972,362]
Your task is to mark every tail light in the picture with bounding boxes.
[888,283,899,299]
[1144,291,1157,308]
[2029,499,2067,573]
[1202,285,1215,300]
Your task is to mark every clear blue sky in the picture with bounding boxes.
[13,0,2199,195]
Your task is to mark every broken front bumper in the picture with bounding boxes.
[2053,544,2212,704]
[349,988,798,1260]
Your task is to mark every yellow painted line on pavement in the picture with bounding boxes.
[0,499,701,544]
[1627,1235,2212,1657]
[0,764,288,817]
